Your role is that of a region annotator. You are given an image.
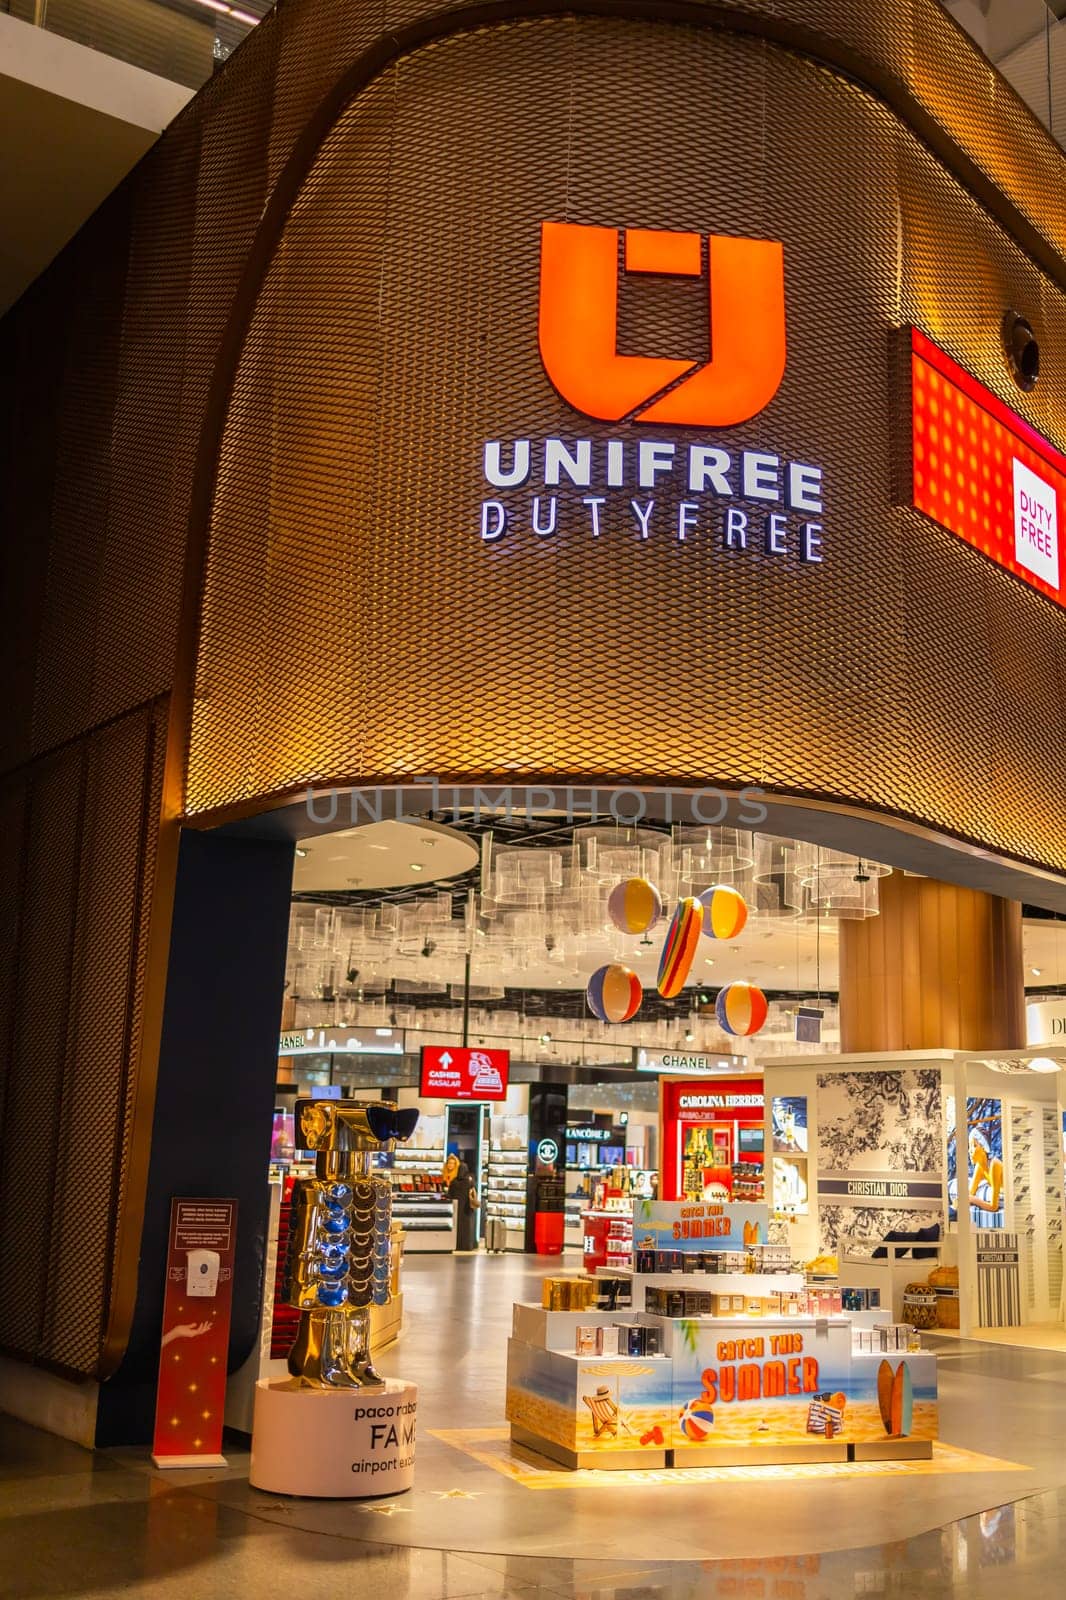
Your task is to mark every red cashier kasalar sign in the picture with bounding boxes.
[419,1046,510,1101]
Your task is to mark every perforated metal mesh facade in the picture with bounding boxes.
[4,0,1066,1381]
[190,15,1066,876]
[0,708,165,1374]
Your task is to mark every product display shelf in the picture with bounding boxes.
[390,1194,456,1252]
[484,1148,528,1249]
[619,1267,806,1297]
[391,1154,447,1187]
[583,1208,634,1273]
[564,1198,586,1235]
[506,1300,939,1472]
[566,1172,654,1237]
[390,1150,456,1252]
[507,1302,672,1469]
[392,1147,446,1171]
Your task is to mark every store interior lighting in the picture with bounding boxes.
[285,821,1066,1063]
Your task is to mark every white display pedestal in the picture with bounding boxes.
[249,1377,418,1498]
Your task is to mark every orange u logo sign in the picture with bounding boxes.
[538,221,786,425]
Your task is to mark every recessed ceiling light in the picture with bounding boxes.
[410,862,424,871]
[193,1,260,28]
[294,847,308,857]
[368,844,389,851]
[704,958,714,967]
[1031,967,1042,976]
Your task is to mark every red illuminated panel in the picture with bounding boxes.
[659,1077,764,1201]
[910,329,1066,608]
[419,1045,509,1101]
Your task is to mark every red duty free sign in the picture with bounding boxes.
[419,1046,510,1101]
[909,328,1066,607]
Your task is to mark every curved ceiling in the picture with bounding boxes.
[292,818,478,892]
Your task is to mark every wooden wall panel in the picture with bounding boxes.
[839,872,1025,1051]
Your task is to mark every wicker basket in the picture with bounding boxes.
[902,1282,940,1330]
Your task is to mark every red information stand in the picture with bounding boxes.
[151,1198,238,1468]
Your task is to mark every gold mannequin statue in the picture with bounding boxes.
[284,1098,419,1388]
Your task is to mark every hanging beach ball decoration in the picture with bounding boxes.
[678,1398,715,1441]
[607,877,663,935]
[698,884,748,940]
[586,964,643,1024]
[715,981,769,1037]
[657,896,703,999]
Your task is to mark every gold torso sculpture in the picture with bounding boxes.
[283,1098,419,1388]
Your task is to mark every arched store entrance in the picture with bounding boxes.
[95,783,1066,1453]
[83,788,1066,1580]
[98,0,1066,1537]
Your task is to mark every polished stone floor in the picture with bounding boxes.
[3,1252,1066,1597]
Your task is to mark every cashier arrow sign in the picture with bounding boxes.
[419,1046,510,1101]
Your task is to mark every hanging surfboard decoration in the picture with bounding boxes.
[656,897,703,998]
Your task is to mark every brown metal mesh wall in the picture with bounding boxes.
[188,15,1066,874]
[0,3,281,1378]
[0,754,82,1362]
[0,709,166,1374]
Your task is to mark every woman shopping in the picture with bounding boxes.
[442,1152,480,1252]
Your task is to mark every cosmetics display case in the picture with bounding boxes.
[484,1147,528,1249]
[505,1203,939,1471]
[582,1209,634,1274]
[390,1146,457,1251]
[565,1162,657,1246]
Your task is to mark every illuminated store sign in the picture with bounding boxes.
[817,1170,943,1209]
[480,438,824,549]
[538,222,786,425]
[480,221,825,556]
[637,1049,746,1075]
[909,328,1066,608]
[419,1045,510,1101]
[1026,996,1066,1044]
[679,1093,764,1110]
[278,1027,404,1056]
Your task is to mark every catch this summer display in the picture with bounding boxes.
[506,1202,937,1468]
